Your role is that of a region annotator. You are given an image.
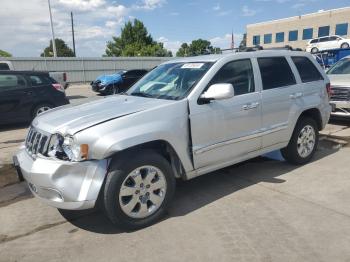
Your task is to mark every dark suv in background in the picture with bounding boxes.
[0,71,69,125]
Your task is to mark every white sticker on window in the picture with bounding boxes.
[181,63,205,69]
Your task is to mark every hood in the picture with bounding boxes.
[328,74,350,87]
[33,95,174,135]
[95,74,122,85]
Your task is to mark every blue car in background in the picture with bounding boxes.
[91,69,148,95]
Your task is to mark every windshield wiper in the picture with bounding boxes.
[130,92,154,98]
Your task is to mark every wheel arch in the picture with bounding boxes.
[108,140,187,180]
[297,108,323,130]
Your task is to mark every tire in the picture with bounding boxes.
[103,150,176,230]
[341,43,349,49]
[281,117,319,165]
[32,103,53,118]
[109,84,119,95]
[311,47,319,54]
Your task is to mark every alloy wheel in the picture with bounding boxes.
[118,165,167,219]
[297,125,316,158]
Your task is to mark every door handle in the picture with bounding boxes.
[290,92,303,99]
[242,102,260,110]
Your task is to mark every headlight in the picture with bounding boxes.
[47,134,89,161]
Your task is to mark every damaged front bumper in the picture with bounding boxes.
[14,147,108,210]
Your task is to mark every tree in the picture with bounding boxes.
[0,49,12,57]
[239,33,247,49]
[176,39,221,57]
[41,38,74,57]
[105,19,172,57]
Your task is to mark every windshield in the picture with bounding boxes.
[327,58,350,75]
[127,62,213,100]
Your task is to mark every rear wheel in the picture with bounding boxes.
[32,103,53,118]
[103,150,175,230]
[341,43,349,49]
[281,117,319,165]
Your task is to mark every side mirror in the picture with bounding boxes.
[199,83,235,103]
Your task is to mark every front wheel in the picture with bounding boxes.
[103,150,175,230]
[281,117,319,165]
[311,47,319,54]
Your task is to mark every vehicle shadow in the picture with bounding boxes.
[66,95,87,100]
[62,140,340,234]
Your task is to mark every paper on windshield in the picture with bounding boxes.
[181,63,205,69]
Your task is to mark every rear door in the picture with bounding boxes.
[257,56,302,147]
[0,73,34,123]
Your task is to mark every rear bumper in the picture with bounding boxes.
[14,148,108,210]
[330,101,350,117]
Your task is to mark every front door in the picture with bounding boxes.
[189,59,262,169]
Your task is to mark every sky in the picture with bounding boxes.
[0,0,349,57]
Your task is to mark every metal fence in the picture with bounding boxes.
[4,57,172,83]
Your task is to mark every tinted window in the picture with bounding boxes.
[0,74,27,91]
[319,37,329,42]
[289,30,298,41]
[0,63,10,70]
[327,58,350,75]
[310,39,319,44]
[292,56,324,83]
[253,35,260,45]
[210,59,255,96]
[264,34,272,44]
[276,32,284,43]
[318,26,330,37]
[303,28,313,40]
[258,57,296,90]
[335,23,348,36]
[329,36,339,41]
[30,75,51,86]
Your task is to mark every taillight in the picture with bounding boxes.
[326,83,332,99]
[52,83,65,93]
[63,72,67,82]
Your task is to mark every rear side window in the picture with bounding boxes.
[29,75,51,86]
[210,59,255,96]
[292,56,324,83]
[0,63,10,70]
[0,74,27,91]
[258,57,296,90]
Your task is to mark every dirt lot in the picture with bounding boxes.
[1,85,350,262]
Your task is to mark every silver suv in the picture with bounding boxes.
[14,50,331,229]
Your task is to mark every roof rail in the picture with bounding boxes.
[221,45,304,53]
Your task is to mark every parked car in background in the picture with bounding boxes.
[306,35,350,54]
[0,61,69,89]
[327,55,350,118]
[0,71,69,125]
[14,50,331,230]
[312,48,350,69]
[91,69,148,95]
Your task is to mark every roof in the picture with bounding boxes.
[163,50,308,64]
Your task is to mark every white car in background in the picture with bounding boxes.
[306,35,350,54]
[327,55,350,117]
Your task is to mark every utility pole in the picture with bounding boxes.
[71,11,76,57]
[48,0,57,57]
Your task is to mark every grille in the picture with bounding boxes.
[25,127,50,156]
[331,87,350,101]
